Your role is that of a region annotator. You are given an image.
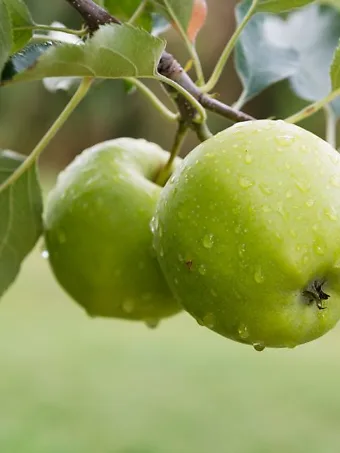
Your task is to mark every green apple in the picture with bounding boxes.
[44,138,181,325]
[152,120,340,349]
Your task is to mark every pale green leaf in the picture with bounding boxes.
[255,0,316,13]
[4,0,33,53]
[0,150,43,299]
[234,1,299,105]
[2,24,165,84]
[0,0,12,73]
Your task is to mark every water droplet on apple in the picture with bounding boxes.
[330,175,340,187]
[122,299,134,314]
[41,250,49,259]
[150,216,158,234]
[275,135,295,147]
[253,342,265,352]
[276,202,285,216]
[324,207,338,221]
[290,229,297,238]
[244,153,253,164]
[314,244,324,256]
[159,247,164,257]
[239,176,254,189]
[178,211,185,220]
[254,267,265,284]
[238,323,250,340]
[261,205,271,213]
[211,289,218,297]
[295,180,310,192]
[198,264,207,275]
[203,234,214,249]
[306,200,315,207]
[145,318,159,329]
[203,313,215,329]
[286,190,293,199]
[238,243,246,257]
[174,278,179,285]
[259,184,273,195]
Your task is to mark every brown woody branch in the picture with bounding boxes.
[65,0,254,126]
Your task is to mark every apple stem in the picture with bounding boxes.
[155,121,189,187]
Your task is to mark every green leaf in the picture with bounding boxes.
[234,1,299,105]
[267,5,340,103]
[1,24,165,84]
[4,0,33,53]
[0,150,43,299]
[0,0,13,74]
[97,0,152,30]
[321,0,340,10]
[331,40,340,89]
[255,0,316,13]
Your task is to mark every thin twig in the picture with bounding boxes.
[64,0,254,125]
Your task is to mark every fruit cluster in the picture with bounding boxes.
[44,120,340,350]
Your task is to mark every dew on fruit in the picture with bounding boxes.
[41,250,49,259]
[261,205,271,213]
[238,323,250,340]
[203,233,214,249]
[259,184,273,195]
[295,180,310,192]
[324,207,338,221]
[145,318,160,329]
[174,278,179,285]
[254,267,265,284]
[275,135,295,147]
[253,342,265,352]
[211,288,218,297]
[306,200,315,207]
[178,211,185,220]
[286,190,293,199]
[244,153,253,164]
[150,216,158,234]
[159,247,164,257]
[122,299,135,314]
[239,176,254,189]
[314,244,324,256]
[276,202,284,216]
[203,313,215,329]
[198,264,207,275]
[238,243,246,257]
[330,175,340,188]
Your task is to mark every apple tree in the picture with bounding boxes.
[1,0,340,351]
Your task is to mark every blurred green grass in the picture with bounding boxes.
[1,246,340,453]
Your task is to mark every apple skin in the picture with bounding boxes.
[152,120,340,348]
[44,138,181,323]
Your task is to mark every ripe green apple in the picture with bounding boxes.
[152,120,340,349]
[44,138,181,325]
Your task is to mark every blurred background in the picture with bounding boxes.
[1,1,340,452]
